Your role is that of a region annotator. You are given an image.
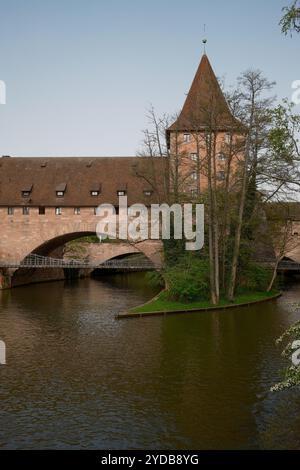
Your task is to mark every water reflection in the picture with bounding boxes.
[0,274,300,449]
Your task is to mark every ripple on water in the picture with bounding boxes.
[0,275,300,449]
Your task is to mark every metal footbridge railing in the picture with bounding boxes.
[0,253,158,271]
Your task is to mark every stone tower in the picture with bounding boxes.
[167,54,244,196]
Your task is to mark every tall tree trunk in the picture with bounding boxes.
[211,132,220,303]
[267,258,280,292]
[221,132,234,290]
[208,220,217,304]
[227,97,255,301]
[207,133,217,304]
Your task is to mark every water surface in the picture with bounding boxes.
[0,274,300,449]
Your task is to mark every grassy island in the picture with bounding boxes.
[116,290,281,318]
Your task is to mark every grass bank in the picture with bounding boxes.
[119,290,281,318]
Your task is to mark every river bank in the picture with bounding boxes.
[118,290,281,318]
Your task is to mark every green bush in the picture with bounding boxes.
[145,271,165,289]
[164,256,210,302]
[237,262,272,292]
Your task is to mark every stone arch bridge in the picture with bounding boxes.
[0,156,166,288]
[0,218,163,288]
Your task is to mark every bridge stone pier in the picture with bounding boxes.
[0,208,163,289]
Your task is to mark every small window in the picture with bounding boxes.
[23,207,29,215]
[293,232,299,237]
[143,190,152,196]
[218,153,227,161]
[39,207,45,215]
[7,207,14,215]
[183,133,191,143]
[191,172,197,181]
[56,183,66,197]
[21,184,33,197]
[55,207,62,215]
[190,153,197,161]
[74,207,80,215]
[225,133,231,144]
[217,171,225,181]
[205,133,212,144]
[117,190,126,196]
[90,183,101,196]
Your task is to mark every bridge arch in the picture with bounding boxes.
[30,231,96,257]
[4,231,163,289]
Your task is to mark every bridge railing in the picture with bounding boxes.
[0,253,159,270]
[1,254,299,271]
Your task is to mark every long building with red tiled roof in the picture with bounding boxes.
[0,156,166,208]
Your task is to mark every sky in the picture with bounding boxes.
[0,0,299,157]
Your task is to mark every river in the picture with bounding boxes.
[0,273,300,449]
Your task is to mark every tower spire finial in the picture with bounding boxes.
[202,24,207,54]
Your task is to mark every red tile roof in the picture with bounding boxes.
[168,54,241,132]
[0,156,166,207]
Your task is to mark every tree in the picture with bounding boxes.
[227,70,275,300]
[138,72,300,305]
[268,100,300,162]
[136,106,171,204]
[136,105,195,204]
[271,315,300,391]
[280,0,300,35]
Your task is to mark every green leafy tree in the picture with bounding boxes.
[271,315,300,391]
[280,0,300,35]
[164,256,210,302]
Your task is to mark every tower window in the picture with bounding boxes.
[191,172,197,181]
[225,133,231,144]
[91,190,99,196]
[117,190,126,196]
[23,207,29,215]
[218,153,227,161]
[39,207,45,215]
[190,153,197,161]
[7,207,14,215]
[74,207,80,215]
[217,171,225,181]
[183,133,191,143]
[55,207,62,215]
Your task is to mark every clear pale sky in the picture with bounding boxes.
[0,0,299,157]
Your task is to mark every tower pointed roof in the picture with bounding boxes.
[168,54,239,132]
